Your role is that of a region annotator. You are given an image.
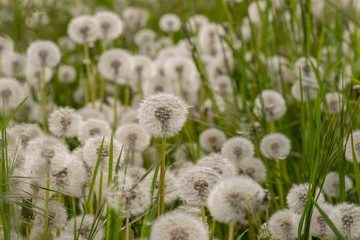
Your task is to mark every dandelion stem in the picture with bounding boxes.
[125,214,130,240]
[201,202,206,225]
[131,150,135,166]
[41,67,48,132]
[83,44,95,108]
[158,135,166,216]
[209,219,216,240]
[228,221,234,240]
[44,172,50,240]
[124,82,130,112]
[72,198,77,239]
[113,79,118,131]
[275,160,284,206]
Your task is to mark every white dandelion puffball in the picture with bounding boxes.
[0,78,26,109]
[268,209,301,240]
[159,13,181,33]
[345,130,360,163]
[130,55,153,82]
[291,78,319,102]
[260,133,291,159]
[0,36,14,58]
[134,29,156,46]
[221,136,255,163]
[67,15,99,44]
[207,175,269,224]
[164,56,195,82]
[253,89,287,121]
[67,215,104,240]
[138,92,188,138]
[323,172,353,197]
[95,11,123,40]
[25,65,53,86]
[98,48,132,80]
[150,210,208,240]
[197,153,237,178]
[122,7,149,31]
[294,56,318,82]
[199,128,227,152]
[115,123,150,152]
[248,0,273,25]
[48,107,82,138]
[33,200,68,231]
[1,52,27,77]
[310,204,335,240]
[77,119,111,144]
[180,166,220,205]
[211,75,233,95]
[329,203,360,240]
[11,123,43,152]
[325,92,345,115]
[239,156,267,183]
[107,180,150,217]
[186,14,209,32]
[27,40,61,67]
[286,183,325,214]
[58,65,77,83]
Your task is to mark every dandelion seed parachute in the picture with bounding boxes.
[32,199,68,231]
[248,0,273,25]
[27,40,61,67]
[66,215,105,240]
[0,36,14,58]
[67,15,99,44]
[159,13,181,33]
[142,76,173,97]
[150,210,208,240]
[207,175,269,224]
[11,123,42,152]
[138,92,188,138]
[260,133,291,159]
[268,209,300,240]
[211,75,233,95]
[253,89,287,122]
[186,14,209,32]
[48,107,82,138]
[199,128,227,152]
[221,136,255,164]
[134,29,157,47]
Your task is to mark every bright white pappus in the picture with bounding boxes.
[207,175,269,224]
[115,123,150,152]
[57,65,77,83]
[248,0,273,25]
[159,13,181,33]
[323,171,353,198]
[122,7,149,31]
[325,92,345,115]
[330,203,360,240]
[32,199,68,231]
[95,11,123,40]
[165,56,196,82]
[286,183,325,214]
[238,156,267,183]
[291,78,319,101]
[260,133,291,160]
[25,65,53,86]
[138,92,188,138]
[221,137,255,163]
[0,36,14,58]
[196,153,237,177]
[198,23,225,54]
[0,77,27,109]
[211,75,233,95]
[98,48,132,80]
[268,209,301,240]
[77,107,106,121]
[134,29,157,47]
[199,128,227,152]
[310,203,335,239]
[130,55,153,83]
[142,76,174,97]
[67,215,105,240]
[186,14,209,32]
[150,210,208,240]
[179,166,220,205]
[1,52,27,77]
[107,178,151,216]
[344,130,360,163]
[67,15,99,44]
[48,107,82,138]
[294,56,318,82]
[10,123,42,152]
[27,40,61,67]
[77,118,111,144]
[253,89,287,122]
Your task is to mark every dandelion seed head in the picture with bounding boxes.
[291,78,319,102]
[310,203,335,239]
[198,23,225,55]
[199,128,227,152]
[115,123,150,152]
[254,90,287,122]
[48,107,82,138]
[186,14,209,32]
[286,183,325,214]
[150,210,208,240]
[98,48,132,80]
[221,137,255,163]
[142,76,174,97]
[164,56,195,83]
[77,118,111,144]
[260,133,291,160]
[130,55,153,82]
[58,36,75,51]
[122,7,149,32]
[159,13,181,33]
[138,92,188,138]
[202,95,226,114]
[323,172,353,198]
[238,156,267,183]
[248,1,273,25]
[134,29,156,46]
[33,200,68,231]
[0,36,14,58]
[197,153,237,177]
[95,11,123,40]
[207,175,269,224]
[330,203,360,240]
[67,15,99,44]
[0,78,27,109]
[173,142,200,168]
[211,75,233,95]
[27,40,61,67]
[1,52,27,77]
[25,65,53,86]
[268,209,300,240]
[58,65,77,83]
[345,130,360,163]
[11,123,42,152]
[66,215,104,240]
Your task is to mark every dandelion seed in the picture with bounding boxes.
[33,199,68,231]
[323,172,353,198]
[95,11,123,40]
[115,123,150,152]
[268,209,300,240]
[150,210,208,240]
[77,118,111,144]
[98,48,132,80]
[253,90,287,122]
[0,78,26,109]
[11,123,42,152]
[207,175,269,224]
[221,137,255,163]
[67,15,99,44]
[199,23,225,55]
[48,107,82,138]
[1,52,27,77]
[199,128,227,152]
[138,92,188,138]
[58,65,77,83]
[238,156,267,183]
[159,13,181,33]
[310,203,335,239]
[197,153,237,177]
[330,203,360,240]
[286,183,325,214]
[260,133,291,159]
[27,40,61,68]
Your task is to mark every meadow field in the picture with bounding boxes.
[1,0,360,239]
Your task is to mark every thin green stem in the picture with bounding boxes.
[83,44,95,107]
[201,203,206,225]
[124,82,130,112]
[209,219,216,240]
[158,135,166,216]
[44,172,50,240]
[41,67,48,132]
[275,160,284,206]
[113,79,118,131]
[125,214,130,240]
[228,222,234,240]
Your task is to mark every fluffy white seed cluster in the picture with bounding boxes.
[27,40,61,67]
[221,136,255,163]
[98,49,132,80]
[345,130,360,163]
[48,107,82,138]
[260,133,291,159]
[253,89,287,122]
[199,128,227,152]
